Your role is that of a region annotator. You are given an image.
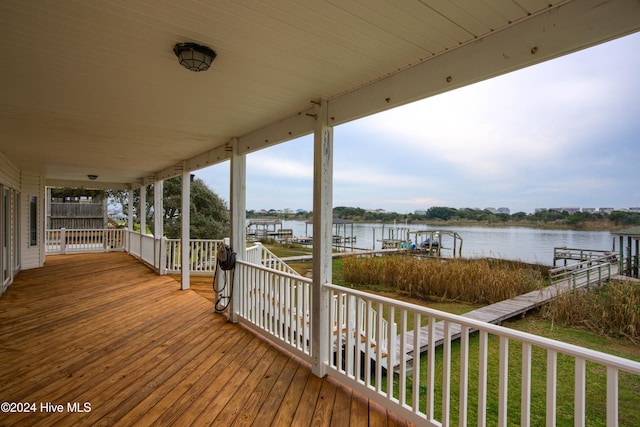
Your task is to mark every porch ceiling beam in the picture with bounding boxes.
[236,106,317,156]
[45,179,130,191]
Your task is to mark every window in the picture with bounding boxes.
[29,195,38,247]
[14,192,20,271]
[1,186,6,284]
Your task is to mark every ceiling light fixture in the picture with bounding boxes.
[88,174,98,180]
[173,42,217,72]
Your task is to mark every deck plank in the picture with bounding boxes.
[310,375,338,426]
[0,252,406,427]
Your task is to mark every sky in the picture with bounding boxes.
[196,32,640,215]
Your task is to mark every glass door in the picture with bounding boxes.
[1,186,7,290]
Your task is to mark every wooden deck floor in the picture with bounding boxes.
[0,253,411,427]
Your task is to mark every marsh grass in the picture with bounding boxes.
[343,255,545,304]
[542,280,640,343]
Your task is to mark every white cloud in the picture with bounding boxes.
[247,153,313,180]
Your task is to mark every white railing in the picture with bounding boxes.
[549,253,619,287]
[553,246,616,265]
[322,283,640,427]
[45,228,126,254]
[246,242,301,276]
[125,231,160,269]
[332,294,393,368]
[164,239,224,275]
[235,259,313,363]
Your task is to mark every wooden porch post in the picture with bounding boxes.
[311,99,332,377]
[229,137,246,323]
[140,184,146,235]
[154,177,164,274]
[127,185,134,252]
[180,162,190,290]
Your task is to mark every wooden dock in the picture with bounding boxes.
[281,248,406,263]
[396,261,620,367]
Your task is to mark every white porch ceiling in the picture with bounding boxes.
[0,0,638,188]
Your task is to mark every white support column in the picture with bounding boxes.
[154,178,164,238]
[311,99,332,377]
[127,186,134,253]
[229,137,246,323]
[180,163,190,290]
[140,184,147,235]
[154,177,164,273]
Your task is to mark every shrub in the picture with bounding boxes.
[543,280,640,343]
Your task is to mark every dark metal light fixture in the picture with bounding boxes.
[173,42,217,72]
[88,174,98,180]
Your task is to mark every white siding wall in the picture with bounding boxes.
[0,150,20,189]
[20,171,45,270]
[0,151,21,292]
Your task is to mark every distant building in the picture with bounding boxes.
[599,207,614,215]
[629,207,640,213]
[550,207,580,214]
[534,208,547,213]
[485,207,497,214]
[582,208,596,214]
[497,207,510,215]
[414,210,427,215]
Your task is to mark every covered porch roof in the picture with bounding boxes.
[1,0,639,188]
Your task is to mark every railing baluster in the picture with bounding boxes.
[365,299,372,389]
[375,301,384,393]
[426,317,436,421]
[459,325,469,426]
[442,321,452,427]
[498,336,509,426]
[575,357,586,427]
[387,305,396,400]
[337,292,344,374]
[547,350,557,426]
[521,342,532,427]
[607,366,618,427]
[413,312,421,414]
[478,330,488,427]
[398,308,407,406]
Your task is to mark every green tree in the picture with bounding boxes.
[425,206,459,221]
[108,176,229,239]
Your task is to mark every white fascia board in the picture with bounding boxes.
[153,144,231,183]
[237,105,317,155]
[45,179,130,191]
[184,144,231,173]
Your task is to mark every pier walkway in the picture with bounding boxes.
[396,256,620,367]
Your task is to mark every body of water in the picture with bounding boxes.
[280,220,615,266]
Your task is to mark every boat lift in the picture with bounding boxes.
[406,230,463,258]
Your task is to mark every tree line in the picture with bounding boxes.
[251,206,640,228]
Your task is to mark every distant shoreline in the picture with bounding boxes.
[410,219,622,232]
[252,216,626,232]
